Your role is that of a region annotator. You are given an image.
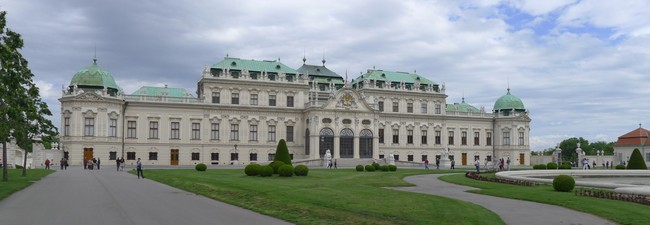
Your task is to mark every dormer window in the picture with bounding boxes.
[275,65,281,69]
[231,61,237,66]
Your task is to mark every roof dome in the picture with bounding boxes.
[69,58,120,91]
[493,89,525,111]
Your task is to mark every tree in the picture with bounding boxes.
[558,137,591,162]
[588,141,614,155]
[627,148,647,169]
[274,139,292,165]
[1,11,57,181]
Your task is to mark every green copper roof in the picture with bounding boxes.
[211,57,298,74]
[353,69,437,85]
[69,59,119,90]
[131,86,194,98]
[446,98,480,113]
[493,89,525,111]
[297,64,341,78]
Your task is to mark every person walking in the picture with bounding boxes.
[451,159,455,169]
[97,158,101,170]
[120,158,125,171]
[136,158,144,179]
[116,157,121,171]
[506,157,511,171]
[60,158,65,170]
[435,158,440,169]
[334,159,337,169]
[44,159,50,170]
[424,159,429,169]
[474,158,480,173]
[63,158,68,170]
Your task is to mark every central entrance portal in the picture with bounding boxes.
[170,149,179,165]
[83,148,93,165]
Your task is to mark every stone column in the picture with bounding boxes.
[310,135,319,159]
[353,135,360,159]
[334,135,341,159]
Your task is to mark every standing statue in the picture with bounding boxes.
[324,149,332,168]
[389,153,395,165]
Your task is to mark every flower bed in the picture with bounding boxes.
[575,188,650,206]
[465,171,537,186]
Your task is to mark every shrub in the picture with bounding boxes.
[372,162,381,171]
[365,165,375,172]
[616,164,626,170]
[627,148,648,169]
[553,175,575,192]
[274,139,292,165]
[269,161,286,174]
[244,164,261,176]
[355,164,364,172]
[294,165,309,176]
[15,165,24,169]
[195,163,207,171]
[533,164,547,169]
[380,165,389,171]
[278,165,294,177]
[259,165,273,177]
[546,162,558,169]
[558,164,571,169]
[388,165,397,171]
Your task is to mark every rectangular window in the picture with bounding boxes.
[287,96,294,107]
[435,104,441,114]
[519,131,524,146]
[64,117,71,136]
[212,92,220,104]
[394,155,400,161]
[249,125,258,141]
[149,121,159,139]
[646,153,650,162]
[109,151,117,160]
[268,125,276,141]
[378,101,384,111]
[250,153,258,161]
[191,123,201,140]
[211,123,219,140]
[393,102,399,112]
[269,95,276,106]
[407,155,414,162]
[230,153,239,161]
[230,124,239,141]
[461,131,467,145]
[448,131,454,145]
[407,130,414,144]
[379,154,385,159]
[109,119,117,137]
[392,129,399,144]
[487,132,492,146]
[421,103,427,113]
[474,132,480,145]
[127,152,136,160]
[84,118,95,136]
[211,153,219,161]
[503,132,510,145]
[407,103,413,113]
[421,130,427,144]
[127,120,136,138]
[286,126,294,142]
[435,131,441,144]
[250,94,258,105]
[191,152,200,161]
[149,152,158,160]
[268,153,275,161]
[421,155,428,161]
[231,93,239,104]
[170,122,180,139]
[379,129,385,143]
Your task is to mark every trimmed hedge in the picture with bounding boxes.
[355,164,364,172]
[372,162,381,171]
[380,165,389,171]
[365,165,376,172]
[533,164,547,169]
[294,165,309,176]
[553,175,575,192]
[278,165,294,177]
[195,163,207,171]
[245,164,261,176]
[627,148,648,169]
[558,164,572,169]
[546,162,558,169]
[388,164,397,171]
[269,161,286,174]
[274,139,292,165]
[616,164,626,170]
[259,165,273,177]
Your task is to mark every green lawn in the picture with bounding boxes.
[439,174,650,225]
[140,168,504,225]
[0,169,54,200]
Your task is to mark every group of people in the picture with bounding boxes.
[327,159,337,169]
[84,158,101,170]
[497,157,511,171]
[423,158,456,170]
[43,158,69,170]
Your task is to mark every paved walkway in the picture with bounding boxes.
[391,174,617,225]
[0,167,291,225]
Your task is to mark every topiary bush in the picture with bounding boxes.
[558,164,572,170]
[365,164,376,172]
[627,148,648,169]
[533,164,547,169]
[372,162,381,171]
[553,174,575,192]
[355,164,364,172]
[259,165,273,177]
[388,164,397,171]
[546,162,558,169]
[244,164,261,176]
[278,165,294,177]
[616,164,626,170]
[294,165,309,176]
[195,163,207,171]
[274,139,292,165]
[269,161,286,174]
[380,165,389,171]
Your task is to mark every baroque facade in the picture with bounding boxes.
[59,56,531,167]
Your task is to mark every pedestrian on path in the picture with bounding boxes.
[475,158,480,173]
[116,157,121,171]
[97,158,101,170]
[136,158,144,179]
[63,158,68,170]
[435,158,440,169]
[451,159,455,169]
[334,159,337,169]
[60,158,65,170]
[424,159,429,169]
[120,158,125,171]
[45,159,50,169]
[506,157,511,171]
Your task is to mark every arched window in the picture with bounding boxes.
[360,129,373,158]
[340,128,354,158]
[319,128,334,158]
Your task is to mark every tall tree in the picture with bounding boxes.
[0,11,57,181]
[588,141,614,155]
[558,137,591,162]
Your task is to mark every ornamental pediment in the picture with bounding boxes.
[74,92,104,101]
[322,89,374,112]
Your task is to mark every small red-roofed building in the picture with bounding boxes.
[614,125,650,165]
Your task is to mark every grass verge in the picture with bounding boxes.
[0,169,54,201]
[139,168,504,225]
[439,173,650,225]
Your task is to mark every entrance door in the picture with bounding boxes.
[461,153,467,166]
[170,149,179,165]
[519,153,525,165]
[83,148,93,164]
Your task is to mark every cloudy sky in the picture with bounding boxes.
[3,0,650,151]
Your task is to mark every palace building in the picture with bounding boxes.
[59,56,531,167]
